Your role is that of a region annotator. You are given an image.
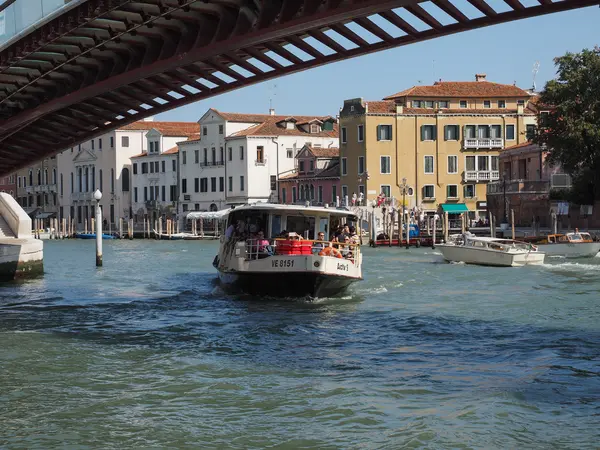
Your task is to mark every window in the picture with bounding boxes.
[412,100,422,108]
[424,100,434,108]
[172,160,176,171]
[287,148,293,158]
[292,187,297,203]
[60,174,63,196]
[310,124,319,133]
[122,168,129,192]
[466,156,476,171]
[380,185,391,198]
[318,185,323,203]
[91,139,95,150]
[464,125,476,139]
[200,178,208,193]
[98,139,102,150]
[144,186,148,202]
[228,147,232,161]
[162,161,165,172]
[490,125,502,139]
[357,125,364,142]
[526,124,536,140]
[423,185,435,199]
[194,178,200,193]
[358,156,365,175]
[110,137,114,148]
[228,176,233,192]
[498,100,506,109]
[203,126,207,136]
[342,185,348,201]
[309,160,314,172]
[341,158,347,176]
[421,125,436,141]
[182,178,187,194]
[182,204,188,212]
[212,147,216,163]
[505,124,515,140]
[99,169,103,192]
[110,169,115,193]
[195,149,199,164]
[240,175,245,191]
[380,156,391,174]
[491,156,499,171]
[438,100,449,109]
[220,147,224,163]
[483,100,491,108]
[377,124,392,141]
[447,155,458,174]
[464,184,475,198]
[133,163,138,174]
[270,175,277,191]
[299,161,305,173]
[134,187,138,203]
[477,155,489,171]
[459,100,467,108]
[447,185,458,199]
[424,156,434,174]
[122,136,129,147]
[161,186,165,202]
[341,127,347,144]
[256,146,264,163]
[517,99,525,106]
[240,146,244,160]
[219,124,224,134]
[444,125,459,141]
[211,177,217,192]
[332,185,337,204]
[169,185,176,201]
[182,151,187,165]
[219,177,224,192]
[150,162,154,174]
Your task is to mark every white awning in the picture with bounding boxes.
[186,209,230,220]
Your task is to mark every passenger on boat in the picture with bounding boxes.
[348,226,359,245]
[256,231,272,257]
[312,232,327,254]
[341,235,352,258]
[225,223,236,240]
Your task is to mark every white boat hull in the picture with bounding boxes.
[438,245,545,267]
[538,242,600,258]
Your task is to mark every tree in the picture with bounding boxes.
[535,47,600,203]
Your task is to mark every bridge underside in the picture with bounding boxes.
[0,0,598,175]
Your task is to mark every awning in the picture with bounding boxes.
[35,212,56,219]
[186,209,230,220]
[441,203,469,213]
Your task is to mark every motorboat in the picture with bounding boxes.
[153,230,203,240]
[74,232,116,240]
[529,231,600,258]
[214,203,363,297]
[437,234,545,267]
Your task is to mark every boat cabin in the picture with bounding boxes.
[546,232,593,244]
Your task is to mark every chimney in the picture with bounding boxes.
[396,104,404,114]
[269,108,275,115]
[475,73,487,82]
[517,104,524,114]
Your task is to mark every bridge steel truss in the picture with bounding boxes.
[0,0,598,174]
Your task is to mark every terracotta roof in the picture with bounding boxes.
[227,115,338,138]
[504,141,535,151]
[384,81,531,100]
[308,146,339,158]
[130,152,148,159]
[279,162,340,181]
[363,101,535,115]
[213,110,280,123]
[162,146,179,155]
[120,121,199,137]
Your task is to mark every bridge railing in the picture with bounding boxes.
[0,0,86,49]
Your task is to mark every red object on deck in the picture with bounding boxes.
[277,240,313,255]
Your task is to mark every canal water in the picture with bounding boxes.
[1,240,599,449]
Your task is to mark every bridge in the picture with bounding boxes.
[0,0,598,175]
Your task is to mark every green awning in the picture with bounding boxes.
[441,203,469,213]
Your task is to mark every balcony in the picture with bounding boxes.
[72,192,94,201]
[487,180,557,195]
[463,138,504,149]
[200,161,225,167]
[464,170,500,182]
[255,158,267,166]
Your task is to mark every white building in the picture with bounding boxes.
[178,109,339,214]
[130,123,199,222]
[56,120,196,229]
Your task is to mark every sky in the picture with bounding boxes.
[156,6,600,122]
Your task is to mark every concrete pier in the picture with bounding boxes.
[0,193,43,281]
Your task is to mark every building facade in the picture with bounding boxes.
[15,157,59,225]
[339,74,537,221]
[130,124,199,222]
[279,145,340,205]
[177,109,338,215]
[0,173,16,198]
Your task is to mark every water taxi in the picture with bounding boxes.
[438,234,545,267]
[529,231,600,258]
[213,203,363,297]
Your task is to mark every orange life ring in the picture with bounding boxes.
[318,246,343,258]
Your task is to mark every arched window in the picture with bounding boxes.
[44,169,48,185]
[299,185,304,200]
[121,168,130,192]
[210,203,218,212]
[29,170,33,186]
[37,169,41,185]
[310,184,315,200]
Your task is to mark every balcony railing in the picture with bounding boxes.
[72,192,94,201]
[200,161,225,167]
[487,179,568,195]
[463,138,504,149]
[464,170,500,182]
[255,158,267,166]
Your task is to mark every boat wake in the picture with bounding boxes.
[542,262,600,272]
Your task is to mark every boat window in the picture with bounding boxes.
[581,233,591,240]
[571,233,582,241]
[319,217,329,240]
[286,215,316,239]
[228,210,269,236]
[271,215,282,238]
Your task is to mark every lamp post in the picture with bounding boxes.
[94,189,103,267]
[399,177,411,249]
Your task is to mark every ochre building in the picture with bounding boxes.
[339,74,537,221]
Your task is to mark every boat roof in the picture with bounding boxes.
[466,236,527,243]
[227,203,357,217]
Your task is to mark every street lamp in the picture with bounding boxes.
[399,177,411,249]
[93,189,103,267]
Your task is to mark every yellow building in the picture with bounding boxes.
[339,74,536,221]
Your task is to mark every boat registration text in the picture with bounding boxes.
[272,259,294,268]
